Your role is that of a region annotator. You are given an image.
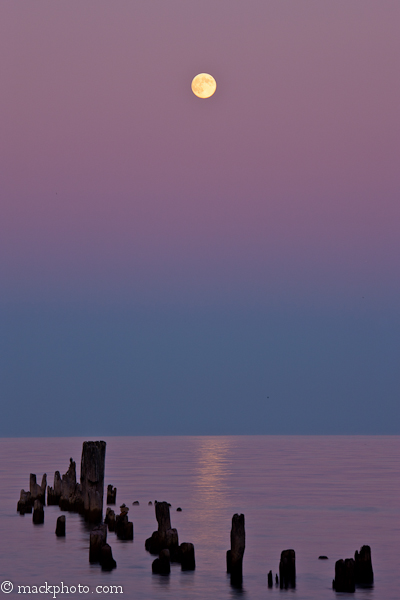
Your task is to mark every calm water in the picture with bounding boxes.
[0,436,398,599]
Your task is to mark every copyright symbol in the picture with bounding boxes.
[1,581,13,594]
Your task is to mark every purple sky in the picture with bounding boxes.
[1,2,399,435]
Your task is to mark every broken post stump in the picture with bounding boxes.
[55,515,66,537]
[333,558,355,593]
[89,524,107,563]
[47,471,62,505]
[100,543,117,571]
[30,474,47,505]
[152,549,171,575]
[279,549,296,589]
[32,499,44,524]
[17,490,32,514]
[228,513,245,586]
[145,501,179,556]
[115,505,133,540]
[354,545,373,586]
[268,570,273,588]
[107,484,117,504]
[59,458,83,512]
[180,542,196,571]
[105,507,116,532]
[81,441,106,522]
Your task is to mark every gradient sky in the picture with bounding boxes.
[1,1,399,436]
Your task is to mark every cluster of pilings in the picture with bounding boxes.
[17,441,117,570]
[333,545,374,592]
[145,501,195,575]
[16,445,376,591]
[18,441,107,524]
[17,473,47,518]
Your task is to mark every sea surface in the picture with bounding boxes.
[0,436,398,599]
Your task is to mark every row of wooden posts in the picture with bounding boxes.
[16,440,374,591]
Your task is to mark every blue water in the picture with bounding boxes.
[0,436,398,599]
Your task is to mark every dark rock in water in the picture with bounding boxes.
[55,515,66,537]
[132,500,140,505]
[148,501,153,506]
[180,543,195,571]
[106,485,117,505]
[105,507,116,532]
[152,549,171,575]
[267,570,273,588]
[17,490,33,514]
[47,471,62,505]
[80,441,106,522]
[279,549,296,589]
[115,507,134,540]
[228,513,245,587]
[30,474,47,505]
[89,524,107,563]
[176,507,182,512]
[100,543,117,571]
[354,545,373,585]
[333,558,355,593]
[319,555,328,560]
[32,499,44,524]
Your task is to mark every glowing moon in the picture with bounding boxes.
[191,73,217,99]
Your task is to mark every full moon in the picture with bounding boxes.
[191,73,217,98]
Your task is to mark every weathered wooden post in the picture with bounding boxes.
[89,524,107,563]
[145,501,179,556]
[106,485,117,504]
[17,490,32,514]
[115,504,134,540]
[80,441,106,522]
[354,545,373,585]
[152,549,171,575]
[100,544,117,571]
[32,499,44,524]
[333,558,355,593]
[60,459,79,510]
[180,543,196,571]
[47,472,62,505]
[279,549,296,589]
[267,570,273,588]
[30,474,47,504]
[227,513,245,586]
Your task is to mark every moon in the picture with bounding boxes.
[191,73,217,99]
